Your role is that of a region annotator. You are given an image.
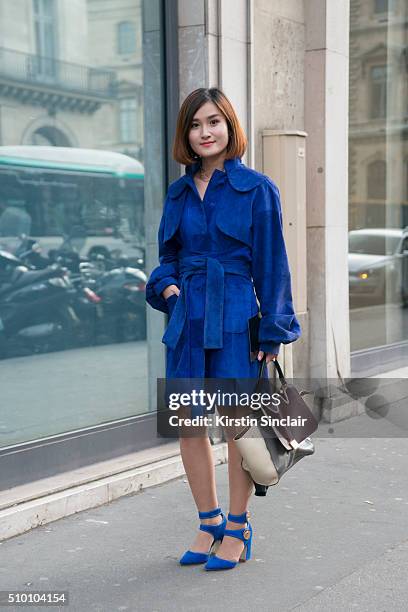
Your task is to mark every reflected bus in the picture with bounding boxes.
[0,146,145,267]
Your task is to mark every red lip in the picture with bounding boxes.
[200,142,215,146]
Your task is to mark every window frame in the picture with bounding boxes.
[369,64,388,119]
[117,20,137,55]
[119,97,138,143]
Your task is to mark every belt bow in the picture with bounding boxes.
[161,255,251,350]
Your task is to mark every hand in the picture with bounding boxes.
[162,284,180,299]
[257,350,278,364]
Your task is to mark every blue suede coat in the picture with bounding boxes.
[145,156,301,380]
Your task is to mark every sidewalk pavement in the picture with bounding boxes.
[0,435,407,612]
[1,363,407,541]
[0,442,228,541]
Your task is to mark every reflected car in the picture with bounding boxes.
[348,228,408,305]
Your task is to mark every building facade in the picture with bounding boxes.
[0,0,406,490]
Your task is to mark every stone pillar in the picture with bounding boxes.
[305,0,351,382]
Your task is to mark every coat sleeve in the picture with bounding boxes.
[145,197,180,314]
[251,178,302,355]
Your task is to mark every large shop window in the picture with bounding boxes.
[0,0,168,479]
[349,0,408,371]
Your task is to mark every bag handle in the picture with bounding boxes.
[257,355,299,451]
[258,355,288,389]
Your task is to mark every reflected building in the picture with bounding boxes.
[349,0,407,229]
[0,0,143,159]
[348,0,408,354]
[87,0,144,160]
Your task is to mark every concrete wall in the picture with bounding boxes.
[252,1,305,169]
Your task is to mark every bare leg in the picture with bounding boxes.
[214,410,254,561]
[179,433,223,552]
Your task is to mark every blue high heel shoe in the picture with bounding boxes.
[179,507,227,565]
[204,511,252,570]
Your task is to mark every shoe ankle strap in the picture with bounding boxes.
[223,526,251,542]
[228,511,250,523]
[198,507,222,519]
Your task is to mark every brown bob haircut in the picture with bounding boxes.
[172,87,247,166]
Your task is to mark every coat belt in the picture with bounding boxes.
[161,255,252,350]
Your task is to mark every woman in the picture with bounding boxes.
[146,87,301,571]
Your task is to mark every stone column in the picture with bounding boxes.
[305,0,351,382]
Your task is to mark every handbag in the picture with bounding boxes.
[234,355,317,496]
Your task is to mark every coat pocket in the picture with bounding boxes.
[223,277,259,333]
[165,293,178,318]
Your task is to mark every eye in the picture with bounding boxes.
[210,119,219,125]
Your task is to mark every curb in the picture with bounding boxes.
[0,443,228,542]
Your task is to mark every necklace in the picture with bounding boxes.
[198,165,225,182]
[198,166,212,182]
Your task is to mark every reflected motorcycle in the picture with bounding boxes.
[49,235,147,343]
[0,249,82,358]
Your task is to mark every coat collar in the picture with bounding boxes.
[167,156,264,199]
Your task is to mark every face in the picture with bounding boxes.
[188,101,229,161]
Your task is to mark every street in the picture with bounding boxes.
[0,435,407,611]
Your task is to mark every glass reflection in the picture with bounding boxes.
[0,0,161,448]
[0,147,146,358]
[349,0,408,353]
